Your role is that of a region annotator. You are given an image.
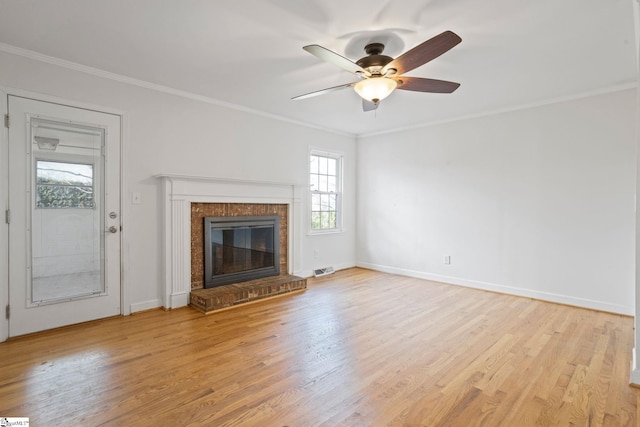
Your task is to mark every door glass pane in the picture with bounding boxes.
[30,118,105,303]
[36,161,94,208]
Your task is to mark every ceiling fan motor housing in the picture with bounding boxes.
[356,43,394,74]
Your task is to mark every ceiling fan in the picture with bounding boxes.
[292,30,462,111]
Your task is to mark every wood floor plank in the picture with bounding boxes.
[0,267,638,426]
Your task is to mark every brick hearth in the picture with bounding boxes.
[189,274,307,314]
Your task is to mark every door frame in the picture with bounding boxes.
[0,87,128,342]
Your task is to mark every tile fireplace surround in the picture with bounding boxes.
[158,175,305,309]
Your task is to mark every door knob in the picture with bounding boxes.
[108,226,118,233]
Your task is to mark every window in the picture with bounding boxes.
[310,151,341,232]
[36,160,95,208]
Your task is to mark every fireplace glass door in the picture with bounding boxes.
[212,226,274,274]
[204,216,280,288]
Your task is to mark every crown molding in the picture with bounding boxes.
[0,42,354,138]
[358,82,638,138]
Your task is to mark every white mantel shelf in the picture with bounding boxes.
[158,174,305,309]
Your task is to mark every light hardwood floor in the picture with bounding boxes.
[1,268,638,426]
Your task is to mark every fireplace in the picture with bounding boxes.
[204,215,280,288]
[159,174,301,310]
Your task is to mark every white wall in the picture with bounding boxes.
[0,50,357,314]
[357,89,637,314]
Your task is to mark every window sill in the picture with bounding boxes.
[307,228,345,236]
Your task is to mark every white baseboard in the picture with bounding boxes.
[169,292,190,309]
[130,299,162,313]
[356,262,633,316]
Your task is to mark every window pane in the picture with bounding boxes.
[311,194,321,211]
[310,174,319,191]
[310,155,319,174]
[321,212,329,229]
[319,156,328,174]
[311,212,321,229]
[328,176,336,193]
[328,211,337,228]
[319,175,328,192]
[328,158,337,176]
[320,194,329,211]
[328,194,337,210]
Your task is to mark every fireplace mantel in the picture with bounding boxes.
[158,174,304,309]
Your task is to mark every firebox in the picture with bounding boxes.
[203,215,280,288]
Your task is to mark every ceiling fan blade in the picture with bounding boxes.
[292,82,356,100]
[362,99,379,112]
[303,45,368,75]
[382,31,461,75]
[395,77,460,93]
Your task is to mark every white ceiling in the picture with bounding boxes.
[0,0,637,136]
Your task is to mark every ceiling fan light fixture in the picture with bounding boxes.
[354,77,397,103]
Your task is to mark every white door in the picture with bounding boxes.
[7,95,121,337]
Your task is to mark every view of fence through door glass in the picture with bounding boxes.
[30,118,105,303]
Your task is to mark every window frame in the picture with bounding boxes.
[309,148,344,235]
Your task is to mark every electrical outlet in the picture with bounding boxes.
[444,255,451,265]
